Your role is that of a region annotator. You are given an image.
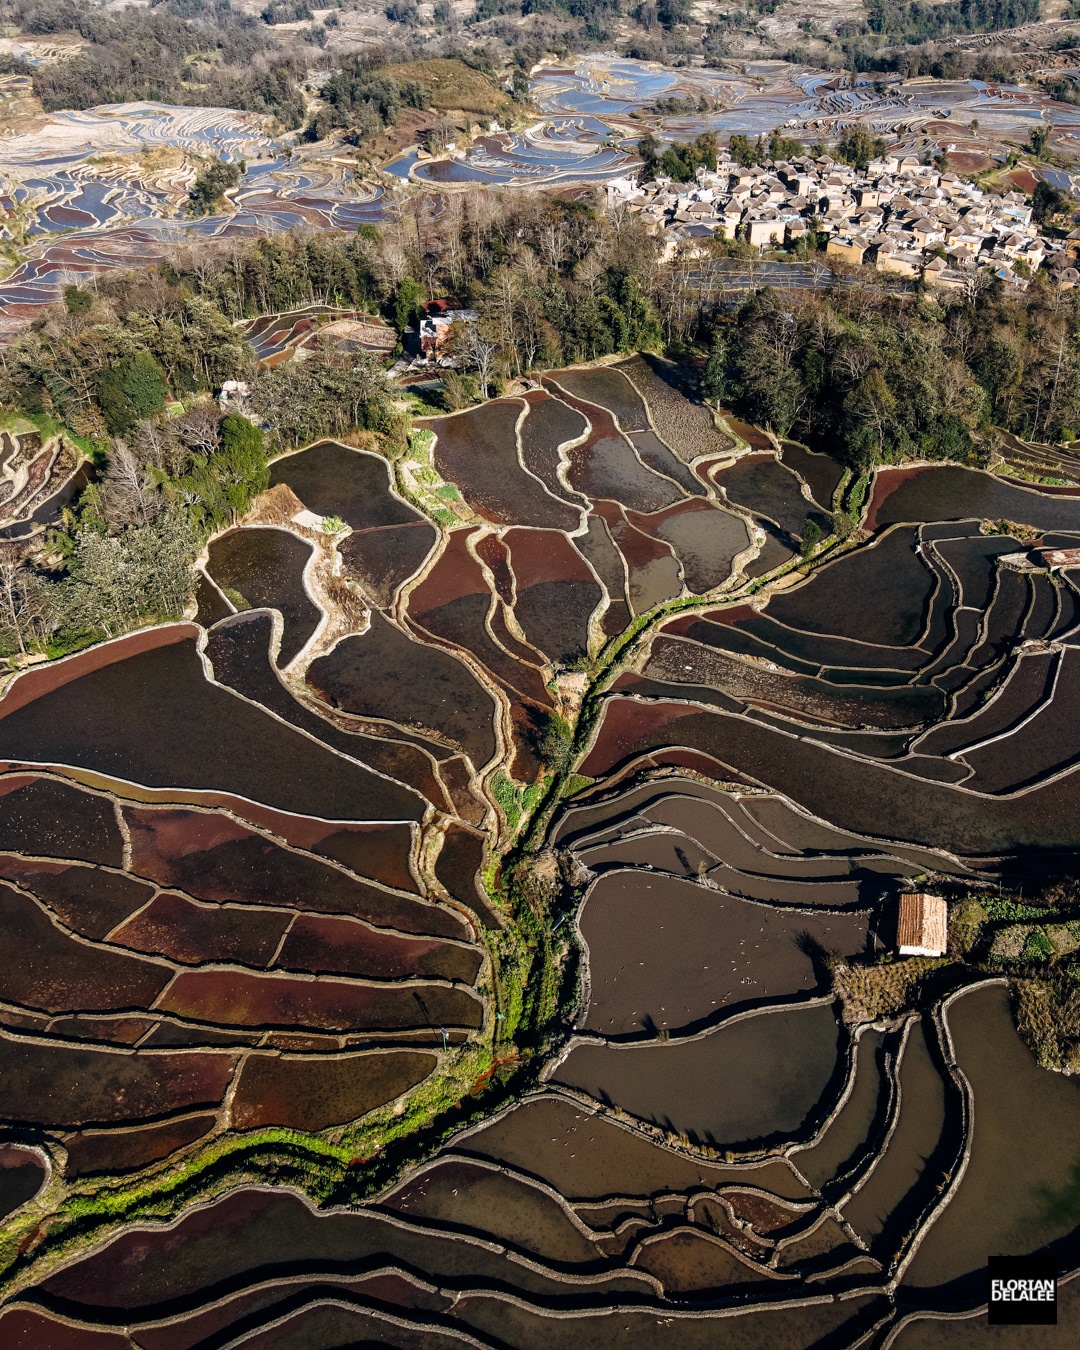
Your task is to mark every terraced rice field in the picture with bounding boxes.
[4,362,1080,1344]
[0,425,89,542]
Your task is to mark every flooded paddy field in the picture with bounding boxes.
[0,60,1077,330]
[422,402,581,531]
[205,527,318,667]
[7,365,1080,1345]
[578,869,870,1035]
[553,1001,844,1153]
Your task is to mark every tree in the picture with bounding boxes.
[461,323,501,397]
[832,509,858,540]
[441,370,482,410]
[392,277,424,333]
[189,157,244,217]
[538,710,573,771]
[801,517,822,556]
[172,413,266,530]
[248,350,399,449]
[63,285,93,315]
[96,352,168,435]
[124,350,168,417]
[835,127,886,171]
[0,545,52,660]
[511,67,531,102]
[99,440,162,530]
[769,129,803,161]
[654,133,719,182]
[842,366,899,465]
[1033,180,1074,226]
[701,328,729,404]
[729,133,755,168]
[55,508,197,642]
[1029,124,1051,159]
[637,133,660,181]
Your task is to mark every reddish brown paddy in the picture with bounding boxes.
[4,365,1080,1346]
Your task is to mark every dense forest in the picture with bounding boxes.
[304,57,432,143]
[2,0,311,124]
[157,192,669,367]
[706,279,1080,466]
[866,0,1040,41]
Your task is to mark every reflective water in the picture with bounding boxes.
[3,60,1079,325]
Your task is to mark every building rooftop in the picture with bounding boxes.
[897,893,948,957]
[1039,547,1080,570]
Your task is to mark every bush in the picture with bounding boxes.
[63,285,93,315]
[801,517,822,556]
[441,371,482,411]
[189,157,243,217]
[96,352,168,435]
[173,413,267,530]
[538,710,573,772]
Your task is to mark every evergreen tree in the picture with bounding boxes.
[702,329,729,405]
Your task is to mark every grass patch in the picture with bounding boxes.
[0,409,104,462]
[832,955,949,1024]
[395,427,477,528]
[1013,976,1080,1071]
[381,59,517,120]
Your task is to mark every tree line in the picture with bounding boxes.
[4,0,312,126]
[5,190,1078,657]
[159,191,672,375]
[703,277,1080,468]
[866,0,1039,41]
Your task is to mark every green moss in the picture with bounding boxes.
[491,769,523,832]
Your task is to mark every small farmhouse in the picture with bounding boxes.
[1038,547,1080,571]
[897,892,948,957]
[415,299,478,359]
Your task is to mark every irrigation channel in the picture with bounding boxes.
[2,355,1080,1344]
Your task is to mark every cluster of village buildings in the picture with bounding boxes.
[607,149,1080,290]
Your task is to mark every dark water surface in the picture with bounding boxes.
[553,1001,843,1149]
[0,637,424,822]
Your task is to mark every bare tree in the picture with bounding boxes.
[173,404,223,459]
[962,265,994,306]
[0,546,52,660]
[99,440,162,530]
[461,323,500,396]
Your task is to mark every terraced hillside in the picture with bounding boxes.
[2,356,1080,1344]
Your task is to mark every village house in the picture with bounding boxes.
[607,146,1070,291]
[826,234,869,266]
[412,299,479,360]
